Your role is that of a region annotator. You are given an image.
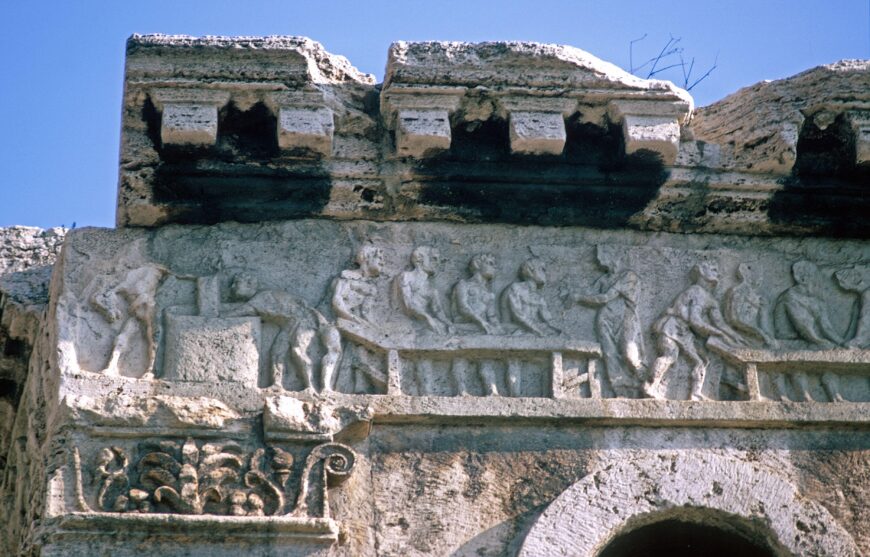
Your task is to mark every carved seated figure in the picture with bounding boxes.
[224,273,339,392]
[723,263,778,348]
[501,258,560,337]
[331,246,387,393]
[452,253,502,335]
[393,246,453,335]
[835,266,870,349]
[773,261,845,402]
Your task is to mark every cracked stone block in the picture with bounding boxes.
[278,107,334,156]
[162,315,261,386]
[621,114,680,164]
[395,109,451,157]
[509,111,566,155]
[160,103,219,147]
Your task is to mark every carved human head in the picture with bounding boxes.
[469,253,497,279]
[595,245,620,271]
[520,258,547,286]
[231,272,259,301]
[735,263,758,284]
[691,261,719,286]
[791,261,821,287]
[411,246,439,274]
[357,245,385,277]
[835,267,865,292]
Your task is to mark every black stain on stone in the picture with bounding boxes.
[146,99,332,224]
[416,117,668,228]
[769,113,870,238]
[152,160,332,225]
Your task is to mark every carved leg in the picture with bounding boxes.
[451,358,471,396]
[821,371,844,402]
[104,318,137,376]
[679,340,709,401]
[772,373,790,401]
[479,361,499,396]
[416,360,435,396]
[270,327,291,389]
[792,372,813,402]
[506,360,522,397]
[291,328,316,392]
[319,326,342,393]
[644,336,678,399]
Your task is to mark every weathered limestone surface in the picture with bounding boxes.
[3,36,870,556]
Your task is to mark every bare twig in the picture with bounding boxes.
[686,52,718,91]
[629,33,648,74]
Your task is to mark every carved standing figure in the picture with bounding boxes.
[501,258,561,337]
[393,246,453,335]
[331,246,388,393]
[90,264,168,377]
[225,273,338,392]
[723,263,778,348]
[835,266,870,349]
[645,262,743,401]
[568,245,646,398]
[452,253,502,335]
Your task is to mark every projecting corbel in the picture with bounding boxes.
[266,91,335,157]
[380,87,464,158]
[500,97,576,156]
[151,89,231,147]
[846,110,870,166]
[608,99,692,165]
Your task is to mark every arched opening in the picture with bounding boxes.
[598,518,776,557]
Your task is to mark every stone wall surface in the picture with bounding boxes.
[1,36,869,556]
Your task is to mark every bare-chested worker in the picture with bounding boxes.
[225,273,339,392]
[452,253,502,335]
[393,246,453,335]
[645,262,743,401]
[501,258,560,337]
[91,264,168,377]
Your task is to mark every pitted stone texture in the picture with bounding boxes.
[519,451,860,556]
[162,315,261,385]
[395,109,452,157]
[692,60,870,174]
[160,103,219,146]
[509,112,566,155]
[278,107,334,155]
[126,34,376,85]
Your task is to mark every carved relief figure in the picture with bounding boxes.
[723,263,777,348]
[393,246,453,335]
[452,253,502,335]
[645,262,743,401]
[225,273,339,391]
[774,261,845,348]
[331,246,388,392]
[501,258,561,337]
[332,245,384,329]
[835,266,870,348]
[90,264,168,376]
[567,245,646,397]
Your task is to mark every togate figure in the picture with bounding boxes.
[501,258,561,337]
[393,246,453,335]
[567,245,646,398]
[452,253,502,335]
[645,262,743,401]
[224,273,340,392]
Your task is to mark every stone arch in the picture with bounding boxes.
[518,451,859,557]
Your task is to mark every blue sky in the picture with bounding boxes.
[1,1,867,228]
